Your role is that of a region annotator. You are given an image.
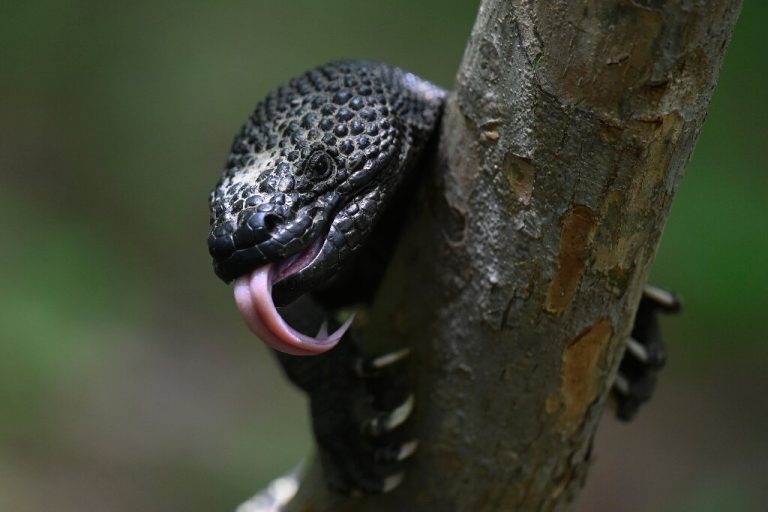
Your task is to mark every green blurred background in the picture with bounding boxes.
[0,1,765,511]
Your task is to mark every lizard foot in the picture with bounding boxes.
[318,394,416,495]
[272,299,416,494]
[303,343,417,494]
[613,284,681,421]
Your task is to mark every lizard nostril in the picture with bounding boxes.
[263,213,281,233]
[246,211,282,232]
[231,211,285,249]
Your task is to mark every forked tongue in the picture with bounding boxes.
[233,264,354,356]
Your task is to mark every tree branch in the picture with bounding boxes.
[258,1,742,510]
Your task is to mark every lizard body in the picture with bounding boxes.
[207,60,678,494]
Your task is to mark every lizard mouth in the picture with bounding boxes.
[233,235,355,356]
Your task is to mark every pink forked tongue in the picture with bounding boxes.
[234,264,354,356]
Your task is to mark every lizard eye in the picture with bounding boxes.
[305,150,334,179]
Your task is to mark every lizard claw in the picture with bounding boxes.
[381,473,405,493]
[642,284,682,313]
[367,394,415,436]
[373,440,419,464]
[357,348,412,376]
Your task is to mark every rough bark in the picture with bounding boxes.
[255,0,742,510]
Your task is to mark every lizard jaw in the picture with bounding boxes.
[234,263,355,356]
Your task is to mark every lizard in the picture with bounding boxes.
[206,60,681,495]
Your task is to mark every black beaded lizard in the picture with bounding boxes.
[207,60,680,494]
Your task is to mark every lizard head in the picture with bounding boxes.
[207,61,444,355]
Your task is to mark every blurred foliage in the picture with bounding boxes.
[0,1,764,511]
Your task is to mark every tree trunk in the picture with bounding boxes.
[251,1,742,510]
